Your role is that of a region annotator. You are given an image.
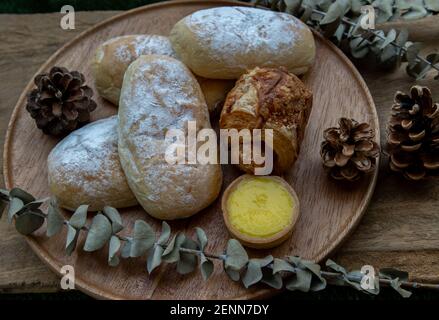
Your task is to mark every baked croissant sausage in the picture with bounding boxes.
[219,67,313,174]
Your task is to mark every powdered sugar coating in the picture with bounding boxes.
[112,35,176,63]
[48,116,137,211]
[188,7,302,62]
[170,6,315,79]
[92,35,177,104]
[118,55,222,220]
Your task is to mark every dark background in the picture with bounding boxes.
[0,0,161,13]
[1,0,438,302]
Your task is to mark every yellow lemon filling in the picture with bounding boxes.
[226,177,294,238]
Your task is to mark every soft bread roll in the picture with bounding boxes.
[170,7,316,79]
[92,34,233,112]
[220,67,313,174]
[118,55,222,220]
[92,35,176,105]
[48,116,137,211]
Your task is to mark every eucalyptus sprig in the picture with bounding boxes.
[2,187,439,297]
[251,0,439,80]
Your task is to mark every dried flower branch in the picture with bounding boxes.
[251,0,439,80]
[2,187,439,297]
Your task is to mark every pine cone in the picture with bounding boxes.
[26,66,97,136]
[387,85,439,180]
[320,118,380,181]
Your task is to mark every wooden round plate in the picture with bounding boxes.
[3,0,379,300]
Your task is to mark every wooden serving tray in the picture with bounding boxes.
[3,0,379,299]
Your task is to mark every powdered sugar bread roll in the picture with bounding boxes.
[170,7,315,79]
[92,34,234,112]
[118,55,222,220]
[48,116,137,211]
[92,35,176,105]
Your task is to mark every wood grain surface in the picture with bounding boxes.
[3,0,379,300]
[0,3,439,297]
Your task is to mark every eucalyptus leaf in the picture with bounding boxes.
[121,238,132,259]
[84,213,112,252]
[374,0,394,23]
[103,206,123,233]
[326,259,361,290]
[47,201,65,237]
[350,0,367,13]
[349,17,364,37]
[22,198,48,212]
[332,23,346,44]
[379,29,396,49]
[325,259,347,273]
[319,0,350,25]
[284,0,303,15]
[108,235,121,267]
[254,255,273,267]
[200,254,214,280]
[395,29,409,47]
[320,17,341,37]
[242,256,274,288]
[394,29,409,67]
[278,0,287,12]
[242,260,263,288]
[69,205,88,229]
[289,256,326,291]
[380,267,412,297]
[378,46,398,69]
[257,0,439,82]
[195,227,208,251]
[379,268,409,282]
[8,197,24,223]
[299,5,313,23]
[388,278,412,298]
[9,188,35,204]
[66,224,78,256]
[400,3,427,20]
[162,232,186,263]
[225,267,241,281]
[405,42,421,65]
[261,269,283,289]
[350,37,370,59]
[130,220,155,258]
[0,188,9,201]
[157,221,171,245]
[224,239,248,271]
[177,238,197,275]
[270,0,280,10]
[427,53,439,65]
[273,258,295,274]
[425,0,439,11]
[147,245,164,274]
[15,210,45,235]
[286,268,312,292]
[315,0,333,12]
[406,60,431,80]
